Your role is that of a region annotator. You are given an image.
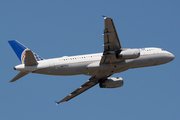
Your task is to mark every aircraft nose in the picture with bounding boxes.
[167,52,175,62]
[170,53,175,60]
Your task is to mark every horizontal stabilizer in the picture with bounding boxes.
[25,50,38,66]
[10,72,28,82]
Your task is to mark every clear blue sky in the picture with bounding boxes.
[1,0,179,120]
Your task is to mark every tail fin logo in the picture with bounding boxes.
[21,48,44,64]
[8,40,44,64]
[21,48,29,64]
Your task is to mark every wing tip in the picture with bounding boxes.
[55,101,59,105]
[102,15,107,19]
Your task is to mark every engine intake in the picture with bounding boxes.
[99,77,123,88]
[117,49,140,59]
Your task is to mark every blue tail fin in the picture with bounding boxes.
[8,40,44,64]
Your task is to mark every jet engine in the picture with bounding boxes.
[117,49,140,59]
[99,77,123,88]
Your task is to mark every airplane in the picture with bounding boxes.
[8,16,174,105]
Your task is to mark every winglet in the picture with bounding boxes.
[102,15,107,19]
[55,101,59,105]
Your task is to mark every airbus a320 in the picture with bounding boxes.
[8,17,174,104]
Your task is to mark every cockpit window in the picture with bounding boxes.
[161,49,165,51]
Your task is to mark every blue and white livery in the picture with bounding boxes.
[8,17,174,104]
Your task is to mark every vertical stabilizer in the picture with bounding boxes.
[8,40,44,64]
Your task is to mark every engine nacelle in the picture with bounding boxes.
[117,49,140,59]
[99,77,123,88]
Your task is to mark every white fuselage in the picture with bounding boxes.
[14,47,174,76]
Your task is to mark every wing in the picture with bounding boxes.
[56,17,120,104]
[100,17,122,64]
[55,76,108,105]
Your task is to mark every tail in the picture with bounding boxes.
[8,40,44,64]
[8,40,44,82]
